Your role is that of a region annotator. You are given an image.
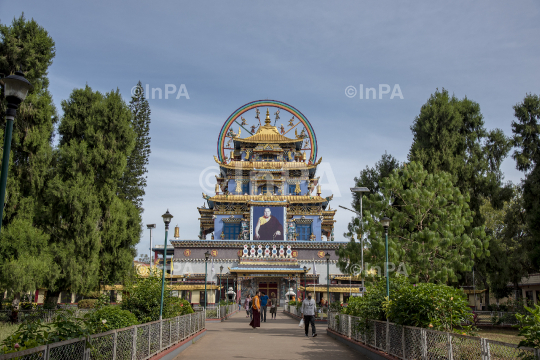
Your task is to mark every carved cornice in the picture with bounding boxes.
[170,239,341,249]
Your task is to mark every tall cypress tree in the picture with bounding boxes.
[512,93,540,270]
[0,15,58,298]
[119,81,151,210]
[43,86,137,298]
[408,89,512,227]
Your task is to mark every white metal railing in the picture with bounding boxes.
[327,312,539,360]
[0,311,205,360]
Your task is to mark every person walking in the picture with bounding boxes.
[260,291,269,322]
[244,295,252,318]
[249,291,261,329]
[301,292,317,337]
[269,292,277,319]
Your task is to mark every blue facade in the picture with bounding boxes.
[292,215,322,241]
[214,214,243,239]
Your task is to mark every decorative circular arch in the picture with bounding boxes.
[217,100,318,163]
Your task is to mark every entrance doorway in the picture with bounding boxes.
[258,281,279,300]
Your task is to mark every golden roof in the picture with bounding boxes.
[239,110,301,144]
[101,284,221,291]
[209,194,327,203]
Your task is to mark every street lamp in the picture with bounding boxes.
[147,224,156,265]
[349,186,370,297]
[380,216,391,300]
[159,210,173,320]
[204,251,210,309]
[0,71,33,234]
[325,252,330,307]
[219,265,223,304]
[303,266,307,300]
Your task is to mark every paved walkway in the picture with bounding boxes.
[176,311,366,360]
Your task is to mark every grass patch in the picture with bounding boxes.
[0,323,18,343]
[477,327,523,345]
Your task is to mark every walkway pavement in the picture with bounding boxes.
[175,310,367,360]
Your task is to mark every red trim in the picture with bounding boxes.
[149,329,206,360]
[34,290,39,303]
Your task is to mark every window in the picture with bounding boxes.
[258,185,278,195]
[261,154,274,161]
[289,184,297,195]
[296,224,311,241]
[242,182,249,195]
[223,223,241,240]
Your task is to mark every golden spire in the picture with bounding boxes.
[174,224,180,239]
[265,109,271,125]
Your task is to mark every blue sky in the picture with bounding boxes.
[2,1,539,257]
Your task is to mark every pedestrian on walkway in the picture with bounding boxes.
[269,292,277,319]
[260,291,269,322]
[301,292,317,337]
[244,295,252,318]
[249,291,261,329]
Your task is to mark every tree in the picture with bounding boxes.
[0,14,57,301]
[338,153,401,274]
[408,89,512,228]
[512,94,540,270]
[119,81,151,210]
[477,191,532,302]
[359,161,487,283]
[42,86,137,298]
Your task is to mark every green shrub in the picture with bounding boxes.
[515,305,540,352]
[78,299,97,309]
[343,277,409,321]
[86,306,139,334]
[0,310,89,354]
[168,298,194,317]
[121,273,192,323]
[385,282,473,333]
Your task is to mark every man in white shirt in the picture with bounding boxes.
[301,292,317,337]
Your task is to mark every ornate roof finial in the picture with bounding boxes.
[265,108,271,125]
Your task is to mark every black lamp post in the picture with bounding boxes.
[219,265,223,304]
[380,217,391,299]
[159,210,173,320]
[303,266,307,300]
[204,250,210,309]
[0,72,33,234]
[325,252,330,307]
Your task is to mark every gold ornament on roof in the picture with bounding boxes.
[265,109,271,125]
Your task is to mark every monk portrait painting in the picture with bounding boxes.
[252,206,285,240]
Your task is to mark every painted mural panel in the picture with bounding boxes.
[250,206,286,240]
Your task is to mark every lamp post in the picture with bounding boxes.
[325,252,330,307]
[0,71,33,234]
[226,273,229,302]
[147,224,156,265]
[303,266,307,300]
[159,210,173,320]
[345,186,370,297]
[380,217,391,300]
[204,251,210,309]
[219,265,223,304]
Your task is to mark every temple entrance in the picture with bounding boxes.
[257,280,279,300]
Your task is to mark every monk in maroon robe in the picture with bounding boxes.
[255,208,284,240]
